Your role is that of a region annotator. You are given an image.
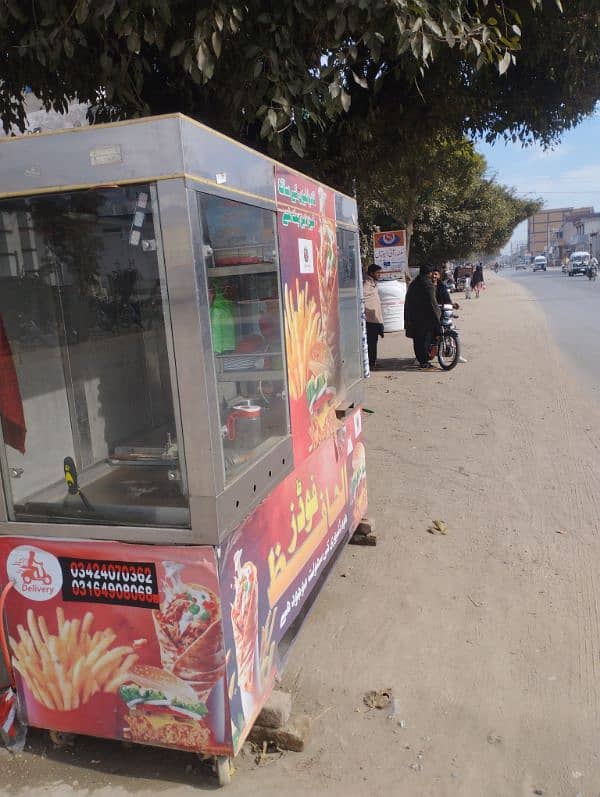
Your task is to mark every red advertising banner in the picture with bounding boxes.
[0,409,367,758]
[0,539,230,754]
[275,168,341,464]
[219,407,367,753]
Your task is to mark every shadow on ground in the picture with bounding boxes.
[375,357,419,372]
[5,728,221,792]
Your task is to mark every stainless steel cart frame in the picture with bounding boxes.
[0,114,363,547]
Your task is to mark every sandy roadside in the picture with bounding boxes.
[3,273,600,797]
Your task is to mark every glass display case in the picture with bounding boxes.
[0,114,362,545]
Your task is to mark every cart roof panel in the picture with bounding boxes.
[0,113,356,213]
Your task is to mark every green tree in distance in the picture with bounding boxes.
[407,142,542,266]
[339,134,540,267]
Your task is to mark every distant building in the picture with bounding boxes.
[569,211,600,259]
[551,209,600,262]
[527,207,593,257]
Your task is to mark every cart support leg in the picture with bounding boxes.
[349,517,378,546]
[215,755,232,786]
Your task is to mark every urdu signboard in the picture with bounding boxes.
[373,230,407,279]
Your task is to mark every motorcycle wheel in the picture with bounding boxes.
[438,331,460,371]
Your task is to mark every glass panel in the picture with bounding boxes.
[197,193,289,483]
[336,228,362,389]
[335,193,358,227]
[0,186,189,527]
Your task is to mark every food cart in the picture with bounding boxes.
[0,114,368,784]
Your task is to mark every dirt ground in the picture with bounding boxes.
[3,273,600,796]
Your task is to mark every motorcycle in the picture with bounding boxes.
[436,304,461,370]
[587,264,598,281]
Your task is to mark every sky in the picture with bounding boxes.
[476,113,600,253]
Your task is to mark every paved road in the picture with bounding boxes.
[507,267,600,395]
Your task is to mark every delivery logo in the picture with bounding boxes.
[7,545,62,601]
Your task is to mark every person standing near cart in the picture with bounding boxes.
[404,264,441,369]
[363,264,385,370]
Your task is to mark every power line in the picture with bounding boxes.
[520,190,600,195]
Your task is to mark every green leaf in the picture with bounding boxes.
[215,10,224,30]
[75,1,90,25]
[99,0,116,17]
[425,19,443,37]
[212,31,222,58]
[498,50,511,75]
[196,44,209,71]
[204,57,215,79]
[512,24,521,36]
[100,52,112,72]
[170,40,186,57]
[267,108,277,128]
[328,81,341,98]
[260,114,271,138]
[422,33,432,60]
[158,1,171,25]
[128,32,141,53]
[340,88,351,112]
[143,21,155,45]
[290,133,304,157]
[347,6,359,31]
[64,39,74,58]
[352,71,368,89]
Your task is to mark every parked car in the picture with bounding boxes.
[568,251,591,276]
[515,261,527,270]
[533,256,547,272]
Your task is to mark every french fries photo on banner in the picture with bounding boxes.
[10,607,138,711]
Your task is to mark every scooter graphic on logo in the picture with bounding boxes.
[16,550,52,586]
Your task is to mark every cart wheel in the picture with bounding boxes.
[216,755,232,787]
